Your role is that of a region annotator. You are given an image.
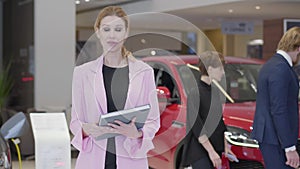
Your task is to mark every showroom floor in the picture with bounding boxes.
[12,159,77,169]
[12,159,192,169]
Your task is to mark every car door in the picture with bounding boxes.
[147,61,186,159]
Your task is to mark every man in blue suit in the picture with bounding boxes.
[252,26,300,169]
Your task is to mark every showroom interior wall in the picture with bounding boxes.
[76,0,263,58]
[76,28,183,55]
[1,0,263,112]
[262,18,300,60]
[202,25,262,57]
[76,0,231,54]
[121,0,263,57]
[234,25,263,57]
[204,29,224,54]
[76,0,240,27]
[35,0,75,110]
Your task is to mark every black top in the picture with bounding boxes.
[181,79,227,166]
[102,64,129,169]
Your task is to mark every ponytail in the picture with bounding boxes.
[121,46,132,58]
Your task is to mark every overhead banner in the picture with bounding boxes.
[221,21,254,35]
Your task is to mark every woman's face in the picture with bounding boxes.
[208,66,225,82]
[97,15,128,53]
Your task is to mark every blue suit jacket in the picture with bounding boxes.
[252,54,299,149]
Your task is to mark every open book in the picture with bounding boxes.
[96,104,151,140]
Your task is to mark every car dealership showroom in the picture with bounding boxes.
[2,0,300,169]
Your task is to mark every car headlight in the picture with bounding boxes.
[225,126,259,148]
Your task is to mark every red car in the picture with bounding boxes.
[143,55,267,169]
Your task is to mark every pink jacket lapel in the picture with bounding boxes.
[91,56,108,114]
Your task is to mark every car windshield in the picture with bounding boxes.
[176,63,262,103]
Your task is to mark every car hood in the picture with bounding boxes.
[223,101,256,132]
[224,102,300,138]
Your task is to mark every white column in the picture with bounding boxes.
[34,0,75,110]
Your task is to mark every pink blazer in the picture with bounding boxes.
[70,55,160,169]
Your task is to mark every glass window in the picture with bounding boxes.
[225,64,261,102]
[147,62,180,104]
[177,63,262,103]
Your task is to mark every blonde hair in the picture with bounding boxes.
[94,6,132,58]
[198,51,224,76]
[277,26,300,52]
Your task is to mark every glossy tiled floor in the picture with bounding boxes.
[11,158,77,169]
[12,158,192,169]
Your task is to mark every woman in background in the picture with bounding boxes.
[181,51,236,169]
[70,6,160,169]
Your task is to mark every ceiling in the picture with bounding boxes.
[76,0,300,30]
[76,0,144,13]
[167,0,300,30]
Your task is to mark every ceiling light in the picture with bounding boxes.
[85,0,90,2]
[75,0,80,4]
[141,39,146,44]
[228,9,233,13]
[150,50,156,56]
[248,39,264,45]
[255,6,261,10]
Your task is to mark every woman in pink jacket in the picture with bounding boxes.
[70,6,160,169]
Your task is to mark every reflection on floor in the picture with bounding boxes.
[12,158,77,169]
[10,147,79,169]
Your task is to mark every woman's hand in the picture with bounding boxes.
[107,117,142,139]
[82,123,116,138]
[208,150,222,168]
[198,134,221,168]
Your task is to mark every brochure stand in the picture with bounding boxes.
[30,113,71,169]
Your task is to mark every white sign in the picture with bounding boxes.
[30,113,71,169]
[221,21,254,35]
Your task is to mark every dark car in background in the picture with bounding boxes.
[0,111,29,169]
[143,55,267,169]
